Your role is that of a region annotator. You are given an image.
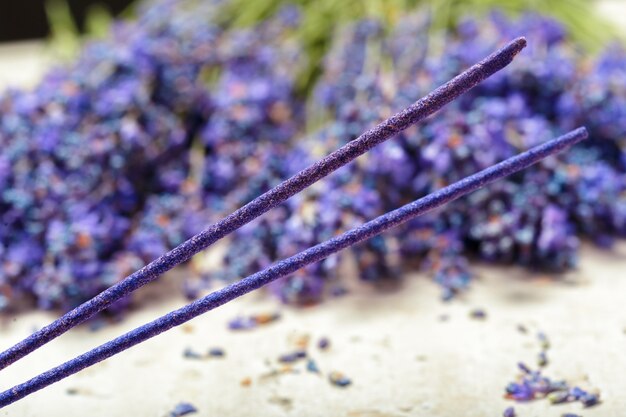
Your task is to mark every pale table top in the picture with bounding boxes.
[0,243,624,416]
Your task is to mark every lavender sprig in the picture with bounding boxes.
[0,127,587,407]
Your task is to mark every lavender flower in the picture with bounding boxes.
[169,402,198,417]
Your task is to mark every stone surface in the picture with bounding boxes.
[0,243,624,416]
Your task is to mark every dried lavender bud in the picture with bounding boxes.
[253,312,282,325]
[330,286,349,297]
[538,332,550,350]
[538,351,548,367]
[503,406,516,417]
[328,371,352,387]
[207,347,225,357]
[278,350,307,363]
[548,391,570,404]
[227,316,258,331]
[470,308,487,320]
[318,337,330,350]
[569,386,587,400]
[182,348,203,360]
[549,380,569,392]
[518,362,532,374]
[169,402,198,417]
[228,312,281,330]
[306,359,320,373]
[580,393,600,407]
[506,382,534,401]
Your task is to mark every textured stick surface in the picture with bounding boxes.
[0,127,588,408]
[0,38,527,371]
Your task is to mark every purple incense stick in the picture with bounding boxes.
[0,127,588,407]
[0,38,527,371]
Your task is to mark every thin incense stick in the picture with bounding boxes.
[0,127,588,407]
[0,37,527,371]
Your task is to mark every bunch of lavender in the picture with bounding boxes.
[3,0,626,311]
[216,12,626,303]
[0,0,230,311]
[0,0,308,312]
[429,13,626,258]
